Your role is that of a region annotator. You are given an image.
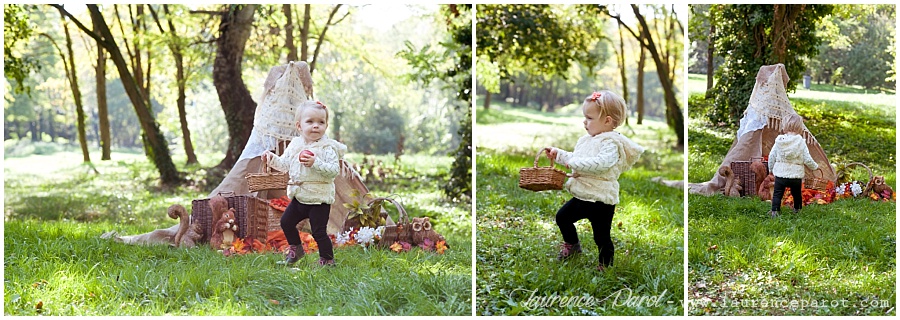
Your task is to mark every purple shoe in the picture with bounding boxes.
[557,242,583,260]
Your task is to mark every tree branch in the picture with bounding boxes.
[49,5,104,45]
[310,4,344,73]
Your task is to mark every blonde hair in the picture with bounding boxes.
[294,100,329,126]
[781,114,804,134]
[584,90,627,128]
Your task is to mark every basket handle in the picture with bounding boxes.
[369,197,409,225]
[534,148,557,168]
[846,162,874,181]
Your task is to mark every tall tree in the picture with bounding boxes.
[149,4,198,164]
[209,4,257,170]
[608,5,684,147]
[709,4,831,123]
[54,4,181,186]
[60,15,89,162]
[636,37,646,124]
[94,14,111,160]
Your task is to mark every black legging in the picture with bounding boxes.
[556,197,616,267]
[281,199,333,260]
[771,177,803,212]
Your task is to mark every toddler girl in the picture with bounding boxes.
[264,100,346,266]
[545,90,644,271]
[767,114,818,217]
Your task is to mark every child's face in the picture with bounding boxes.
[582,103,615,136]
[296,108,328,142]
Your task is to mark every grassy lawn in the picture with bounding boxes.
[3,143,472,316]
[687,82,896,315]
[475,99,684,316]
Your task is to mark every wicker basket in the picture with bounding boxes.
[519,149,567,192]
[730,158,768,197]
[373,198,412,248]
[246,162,289,192]
[190,193,268,245]
[838,162,874,196]
[804,168,830,192]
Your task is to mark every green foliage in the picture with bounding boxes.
[709,4,833,125]
[4,150,472,315]
[476,4,605,85]
[808,5,895,90]
[4,4,40,95]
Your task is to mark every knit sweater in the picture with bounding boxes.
[268,137,346,205]
[553,132,645,205]
[768,133,818,179]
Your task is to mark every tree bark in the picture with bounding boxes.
[706,10,715,92]
[54,4,181,185]
[614,5,684,147]
[95,16,111,160]
[60,17,90,162]
[213,4,258,170]
[151,5,198,165]
[300,4,310,62]
[483,90,492,110]
[617,23,629,105]
[637,43,645,125]
[284,4,297,62]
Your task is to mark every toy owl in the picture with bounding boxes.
[410,217,447,246]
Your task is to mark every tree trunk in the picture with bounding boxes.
[706,12,715,92]
[637,44,645,125]
[153,4,198,165]
[483,90,492,110]
[60,16,90,162]
[213,4,258,170]
[310,5,345,74]
[284,4,297,62]
[300,4,310,62]
[626,5,683,147]
[30,119,39,142]
[95,16,111,160]
[617,23,629,105]
[55,4,181,185]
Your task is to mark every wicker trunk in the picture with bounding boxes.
[191,194,269,245]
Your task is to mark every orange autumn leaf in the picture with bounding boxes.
[436,240,448,254]
[232,238,246,253]
[870,193,879,200]
[251,239,267,252]
[389,242,403,253]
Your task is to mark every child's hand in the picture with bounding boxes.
[543,147,558,160]
[298,150,315,167]
[262,150,273,165]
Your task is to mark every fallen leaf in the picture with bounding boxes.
[269,299,280,305]
[35,300,43,311]
[389,242,403,253]
[707,245,718,251]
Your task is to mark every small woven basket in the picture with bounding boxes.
[804,168,830,192]
[190,193,268,245]
[730,158,768,197]
[838,162,874,197]
[374,198,412,247]
[519,149,566,192]
[246,162,289,192]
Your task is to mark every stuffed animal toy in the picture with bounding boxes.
[727,176,743,197]
[868,176,894,199]
[410,217,447,246]
[758,174,776,201]
[208,195,229,224]
[750,159,767,194]
[179,223,204,248]
[210,208,238,250]
[719,165,736,196]
[168,204,190,248]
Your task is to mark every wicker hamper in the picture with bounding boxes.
[191,193,269,245]
[730,159,768,197]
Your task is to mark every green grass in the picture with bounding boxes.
[687,84,896,315]
[4,145,472,315]
[475,101,684,316]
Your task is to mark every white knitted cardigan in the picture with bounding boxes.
[268,137,347,205]
[768,133,818,179]
[553,131,644,205]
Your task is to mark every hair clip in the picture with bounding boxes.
[590,92,602,101]
[316,100,327,109]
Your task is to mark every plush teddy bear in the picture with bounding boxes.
[210,208,238,250]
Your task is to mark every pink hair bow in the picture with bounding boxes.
[590,92,602,101]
